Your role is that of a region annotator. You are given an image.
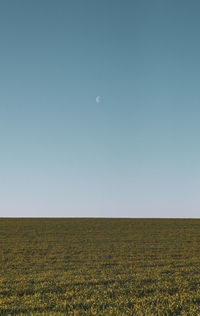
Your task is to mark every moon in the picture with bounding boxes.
[96,96,100,103]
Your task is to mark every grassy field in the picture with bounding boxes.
[1,218,200,315]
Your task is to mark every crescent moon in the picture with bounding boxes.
[96,96,100,103]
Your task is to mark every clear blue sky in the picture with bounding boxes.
[1,0,200,217]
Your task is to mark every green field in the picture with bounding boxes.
[1,218,200,315]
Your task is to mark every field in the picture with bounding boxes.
[1,218,200,315]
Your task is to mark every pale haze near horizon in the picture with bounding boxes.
[1,0,200,218]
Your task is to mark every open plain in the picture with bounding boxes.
[1,218,200,315]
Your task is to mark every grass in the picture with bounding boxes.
[1,218,200,315]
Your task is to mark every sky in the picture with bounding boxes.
[1,0,200,217]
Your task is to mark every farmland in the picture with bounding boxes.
[1,218,200,315]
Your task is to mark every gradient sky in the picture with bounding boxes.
[1,0,200,217]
